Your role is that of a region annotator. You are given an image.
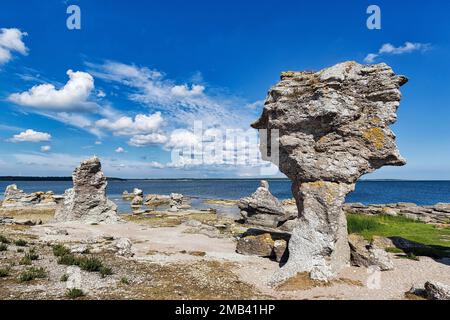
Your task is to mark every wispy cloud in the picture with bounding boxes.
[86,61,256,130]
[364,42,431,63]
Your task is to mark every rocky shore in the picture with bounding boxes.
[344,202,450,224]
[1,62,449,300]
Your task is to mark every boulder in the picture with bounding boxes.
[111,238,133,257]
[131,195,144,206]
[236,233,275,257]
[145,194,171,207]
[424,281,450,300]
[253,62,407,281]
[122,191,134,200]
[1,184,58,209]
[273,239,288,262]
[54,157,121,224]
[239,180,295,228]
[133,188,144,197]
[170,193,184,211]
[348,234,394,271]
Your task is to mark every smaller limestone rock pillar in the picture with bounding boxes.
[54,156,121,224]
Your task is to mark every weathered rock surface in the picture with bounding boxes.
[239,180,295,228]
[54,157,121,224]
[237,233,275,257]
[344,202,450,224]
[348,234,394,271]
[252,61,407,281]
[424,281,450,300]
[131,195,144,206]
[169,193,184,212]
[1,184,58,209]
[236,233,289,261]
[110,237,134,257]
[145,194,171,207]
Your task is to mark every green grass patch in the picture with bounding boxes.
[57,253,79,266]
[385,247,404,254]
[57,253,110,274]
[52,244,71,257]
[0,268,10,277]
[60,274,69,282]
[0,235,10,244]
[99,266,113,278]
[347,214,450,258]
[25,248,39,261]
[78,257,103,272]
[14,239,27,247]
[19,256,32,265]
[65,288,85,299]
[0,243,7,252]
[18,267,47,282]
[120,276,130,285]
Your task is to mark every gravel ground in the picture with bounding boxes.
[1,214,449,300]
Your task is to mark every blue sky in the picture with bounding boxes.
[0,0,449,179]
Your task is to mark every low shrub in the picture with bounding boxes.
[52,244,71,257]
[57,254,110,275]
[78,257,103,272]
[0,235,10,244]
[57,254,78,266]
[0,243,7,252]
[19,257,32,265]
[120,277,130,285]
[14,239,27,247]
[99,266,113,278]
[65,288,85,299]
[25,248,39,261]
[60,274,69,282]
[0,268,10,277]
[18,267,46,282]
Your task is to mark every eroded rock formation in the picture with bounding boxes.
[1,184,58,209]
[238,180,296,228]
[252,61,407,281]
[54,157,121,224]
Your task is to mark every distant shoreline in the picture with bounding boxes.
[1,176,450,182]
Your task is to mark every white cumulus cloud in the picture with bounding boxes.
[9,70,96,111]
[0,28,28,65]
[96,112,163,136]
[9,129,51,142]
[115,147,125,153]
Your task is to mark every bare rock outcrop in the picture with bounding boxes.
[424,281,450,300]
[236,233,289,262]
[348,234,394,271]
[344,202,450,224]
[54,157,121,224]
[252,61,407,281]
[238,180,295,228]
[1,184,58,209]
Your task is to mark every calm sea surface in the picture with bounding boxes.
[1,180,449,214]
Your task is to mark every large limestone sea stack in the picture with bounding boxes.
[252,61,407,281]
[54,156,121,224]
